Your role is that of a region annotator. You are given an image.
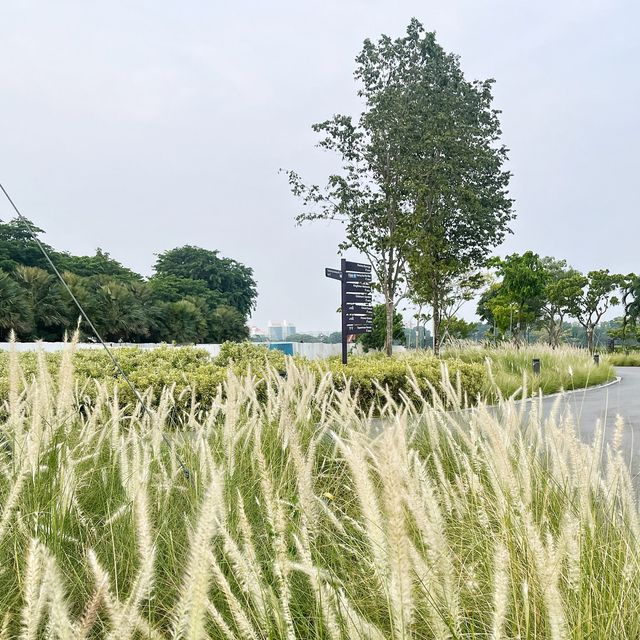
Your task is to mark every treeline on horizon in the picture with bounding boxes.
[0,217,257,343]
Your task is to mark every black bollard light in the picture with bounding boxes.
[594,353,600,366]
[532,358,541,375]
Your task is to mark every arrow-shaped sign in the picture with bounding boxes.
[344,281,371,293]
[344,303,372,314]
[345,292,372,304]
[346,320,373,326]
[345,261,372,274]
[325,268,342,281]
[344,271,371,282]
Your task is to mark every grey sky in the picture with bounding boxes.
[1,1,638,332]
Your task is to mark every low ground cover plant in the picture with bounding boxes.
[0,345,637,638]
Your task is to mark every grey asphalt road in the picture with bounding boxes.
[535,367,640,473]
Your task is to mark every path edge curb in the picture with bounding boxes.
[519,375,622,404]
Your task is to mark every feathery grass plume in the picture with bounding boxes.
[7,332,24,453]
[20,539,47,640]
[220,515,268,626]
[234,492,271,624]
[0,469,28,545]
[206,601,238,640]
[55,333,78,424]
[558,514,581,591]
[523,510,566,640]
[172,471,223,640]
[221,370,241,474]
[87,550,164,640]
[108,457,155,639]
[491,542,510,640]
[208,551,259,640]
[334,433,387,581]
[41,549,75,640]
[254,429,295,640]
[0,613,10,640]
[291,534,341,640]
[406,452,460,634]
[335,588,386,640]
[376,423,413,639]
[75,580,107,640]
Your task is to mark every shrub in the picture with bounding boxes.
[214,340,287,372]
[321,353,486,407]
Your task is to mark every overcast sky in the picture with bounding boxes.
[1,1,638,332]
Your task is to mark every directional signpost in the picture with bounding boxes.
[325,258,373,364]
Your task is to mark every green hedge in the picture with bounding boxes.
[320,353,486,406]
[0,343,487,413]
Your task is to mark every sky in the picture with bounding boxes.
[1,0,638,333]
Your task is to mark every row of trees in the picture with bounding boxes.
[477,252,640,352]
[0,218,257,343]
[289,19,514,356]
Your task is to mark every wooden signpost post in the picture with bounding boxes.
[326,259,373,364]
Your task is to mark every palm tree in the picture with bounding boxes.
[92,281,150,342]
[0,270,32,340]
[14,265,68,340]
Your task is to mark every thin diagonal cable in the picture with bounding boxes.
[0,181,191,480]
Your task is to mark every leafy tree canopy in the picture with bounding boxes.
[154,246,257,317]
[0,218,256,343]
[289,18,513,355]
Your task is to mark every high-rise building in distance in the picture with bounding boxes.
[267,321,296,341]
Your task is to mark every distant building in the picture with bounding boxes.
[268,321,296,341]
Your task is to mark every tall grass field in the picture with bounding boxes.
[0,343,636,638]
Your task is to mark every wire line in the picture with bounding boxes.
[0,182,191,480]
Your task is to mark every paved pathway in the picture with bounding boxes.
[536,367,640,471]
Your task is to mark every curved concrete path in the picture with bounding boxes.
[537,367,640,472]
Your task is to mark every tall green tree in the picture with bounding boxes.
[91,280,151,342]
[411,270,487,351]
[483,252,547,342]
[0,218,53,272]
[358,304,405,352]
[55,248,143,282]
[289,20,512,356]
[566,270,622,353]
[154,246,257,318]
[539,258,585,347]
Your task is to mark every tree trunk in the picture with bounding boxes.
[432,299,441,357]
[587,325,595,353]
[385,296,394,357]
